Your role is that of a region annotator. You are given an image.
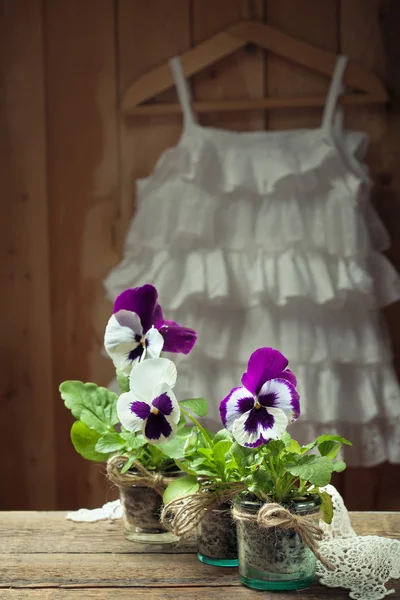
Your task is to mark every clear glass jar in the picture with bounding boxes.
[235,495,321,590]
[197,502,238,567]
[119,472,180,544]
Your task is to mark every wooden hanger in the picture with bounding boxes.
[121,20,388,116]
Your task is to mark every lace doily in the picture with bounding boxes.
[66,499,122,522]
[318,485,400,599]
[66,486,399,598]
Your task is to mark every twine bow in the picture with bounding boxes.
[161,481,247,536]
[232,501,334,571]
[106,456,175,496]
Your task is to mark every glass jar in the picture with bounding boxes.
[235,495,321,590]
[119,471,180,544]
[197,502,238,567]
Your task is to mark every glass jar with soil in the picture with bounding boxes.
[197,502,238,567]
[235,494,321,590]
[119,470,181,544]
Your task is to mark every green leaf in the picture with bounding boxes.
[317,435,352,460]
[163,474,199,504]
[230,442,253,467]
[287,455,333,487]
[116,371,130,393]
[158,434,189,459]
[120,430,147,450]
[332,460,346,473]
[213,429,233,444]
[179,398,208,417]
[60,381,118,434]
[265,439,285,456]
[213,440,232,466]
[319,491,334,525]
[316,435,352,446]
[285,439,302,454]
[80,411,109,435]
[197,448,214,459]
[120,455,136,474]
[249,468,273,495]
[70,421,108,462]
[95,432,125,453]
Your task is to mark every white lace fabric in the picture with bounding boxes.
[66,485,399,598]
[318,485,400,599]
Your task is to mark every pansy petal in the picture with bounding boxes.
[279,369,297,387]
[158,322,197,354]
[129,358,177,401]
[114,285,158,332]
[241,347,289,396]
[153,303,164,329]
[104,314,139,375]
[117,392,148,432]
[258,378,300,422]
[143,412,177,444]
[232,407,288,448]
[219,386,255,430]
[145,327,164,359]
[114,310,143,338]
[152,383,180,424]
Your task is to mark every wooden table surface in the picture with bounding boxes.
[0,512,399,599]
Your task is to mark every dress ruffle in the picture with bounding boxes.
[173,354,400,431]
[164,302,393,365]
[104,246,400,311]
[104,122,400,467]
[138,126,369,197]
[134,177,389,258]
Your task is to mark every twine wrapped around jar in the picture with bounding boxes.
[232,501,334,571]
[107,456,176,496]
[161,481,247,536]
[107,456,179,536]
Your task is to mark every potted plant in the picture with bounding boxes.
[60,284,205,543]
[162,347,349,588]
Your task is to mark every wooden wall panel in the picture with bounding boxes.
[1,0,399,510]
[266,0,338,130]
[0,0,55,509]
[192,0,265,131]
[116,0,191,250]
[44,0,119,509]
[340,0,400,511]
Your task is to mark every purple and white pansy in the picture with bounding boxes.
[220,347,300,448]
[104,285,197,375]
[117,357,180,444]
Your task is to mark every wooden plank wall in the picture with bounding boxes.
[1,0,399,510]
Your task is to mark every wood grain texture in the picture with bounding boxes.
[115,0,190,252]
[192,0,265,131]
[0,585,387,600]
[0,512,398,596]
[0,511,397,555]
[44,0,119,510]
[266,0,338,130]
[0,0,55,510]
[340,0,400,511]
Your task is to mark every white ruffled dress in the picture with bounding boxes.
[105,56,400,466]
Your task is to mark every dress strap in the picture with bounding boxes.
[169,56,196,128]
[321,55,348,135]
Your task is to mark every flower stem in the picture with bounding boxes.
[180,407,213,448]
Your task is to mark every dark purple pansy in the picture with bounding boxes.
[104,285,197,375]
[117,357,180,445]
[219,347,300,448]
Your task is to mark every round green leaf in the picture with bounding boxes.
[178,398,208,417]
[70,421,109,462]
[163,474,199,505]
